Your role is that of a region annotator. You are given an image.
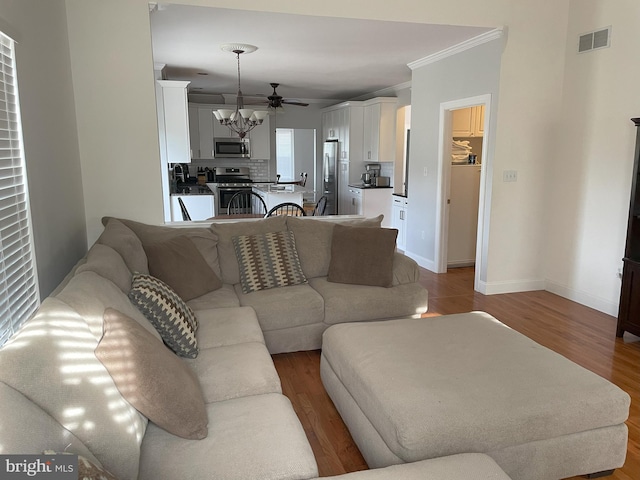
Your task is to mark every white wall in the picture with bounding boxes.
[408,39,502,281]
[544,0,640,315]
[0,0,87,297]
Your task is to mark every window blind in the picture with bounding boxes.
[0,31,39,345]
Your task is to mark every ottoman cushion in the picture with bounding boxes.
[321,312,630,462]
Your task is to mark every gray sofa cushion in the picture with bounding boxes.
[0,298,147,480]
[0,381,102,466]
[321,454,513,480]
[97,218,148,274]
[186,284,240,311]
[105,216,222,279]
[309,277,428,324]
[234,283,324,331]
[210,216,288,284]
[76,243,132,293]
[185,342,281,403]
[139,394,318,480]
[286,215,383,279]
[195,306,264,349]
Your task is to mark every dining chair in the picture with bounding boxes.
[265,202,306,217]
[312,195,327,216]
[276,172,308,186]
[178,197,192,221]
[227,191,268,216]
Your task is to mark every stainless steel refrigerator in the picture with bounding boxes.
[322,140,339,215]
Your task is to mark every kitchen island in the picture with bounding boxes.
[253,184,306,212]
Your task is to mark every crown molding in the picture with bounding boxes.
[352,81,412,101]
[408,27,504,71]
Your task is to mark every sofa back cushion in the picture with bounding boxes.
[286,215,383,278]
[97,218,148,274]
[210,216,287,284]
[76,243,132,293]
[0,381,101,465]
[105,217,222,279]
[0,298,146,480]
[56,271,161,342]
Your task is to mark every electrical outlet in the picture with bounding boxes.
[503,170,518,182]
[617,267,623,279]
[423,167,428,177]
[421,230,426,240]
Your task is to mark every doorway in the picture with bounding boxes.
[435,95,492,293]
[275,128,317,200]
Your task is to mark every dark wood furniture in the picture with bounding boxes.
[617,117,640,337]
[227,191,267,216]
[265,202,306,217]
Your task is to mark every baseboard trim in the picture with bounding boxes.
[405,250,436,272]
[545,280,619,317]
[482,279,546,295]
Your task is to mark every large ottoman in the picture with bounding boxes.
[320,312,630,480]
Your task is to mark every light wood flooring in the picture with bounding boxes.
[272,267,640,479]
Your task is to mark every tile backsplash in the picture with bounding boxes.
[180,158,274,182]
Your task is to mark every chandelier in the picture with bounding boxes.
[213,44,267,139]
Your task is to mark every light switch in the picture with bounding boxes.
[503,170,518,182]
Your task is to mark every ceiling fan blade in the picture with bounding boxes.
[282,99,309,107]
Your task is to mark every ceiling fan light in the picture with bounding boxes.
[239,108,254,119]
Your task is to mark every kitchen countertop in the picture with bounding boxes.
[171,183,214,195]
[253,184,308,194]
[348,183,393,189]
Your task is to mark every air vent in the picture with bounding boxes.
[578,26,611,53]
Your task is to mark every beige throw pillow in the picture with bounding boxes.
[327,225,398,287]
[95,308,208,440]
[144,236,222,301]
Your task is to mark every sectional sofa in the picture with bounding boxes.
[0,215,515,479]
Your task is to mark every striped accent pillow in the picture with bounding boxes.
[128,273,198,358]
[233,231,307,294]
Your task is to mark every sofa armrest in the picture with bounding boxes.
[392,252,420,286]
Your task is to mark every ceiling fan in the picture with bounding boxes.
[266,83,309,108]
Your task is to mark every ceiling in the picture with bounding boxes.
[149,4,494,105]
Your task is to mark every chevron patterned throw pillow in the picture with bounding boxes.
[128,273,198,358]
[233,231,307,294]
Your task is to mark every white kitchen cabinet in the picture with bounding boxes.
[363,97,397,162]
[156,80,191,164]
[246,113,270,159]
[188,104,217,159]
[347,186,392,226]
[170,195,214,222]
[451,105,485,138]
[392,195,408,251]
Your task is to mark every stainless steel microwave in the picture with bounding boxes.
[214,138,250,158]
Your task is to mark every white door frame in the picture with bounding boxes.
[434,94,492,293]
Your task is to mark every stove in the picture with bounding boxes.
[211,167,255,214]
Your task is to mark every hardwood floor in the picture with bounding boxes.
[272,267,640,479]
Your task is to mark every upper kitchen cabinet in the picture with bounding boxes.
[452,105,485,138]
[245,113,270,160]
[156,80,191,164]
[188,104,216,159]
[363,97,397,162]
[188,104,270,160]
